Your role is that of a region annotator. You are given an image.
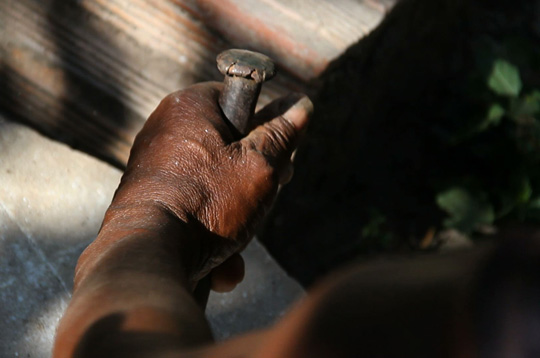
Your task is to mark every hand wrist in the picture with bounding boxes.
[75,200,208,290]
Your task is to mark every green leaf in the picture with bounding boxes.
[529,197,540,209]
[468,103,505,136]
[510,90,540,119]
[481,103,505,130]
[498,176,533,218]
[361,212,386,239]
[488,59,522,97]
[518,178,533,204]
[487,103,505,123]
[436,187,495,233]
[525,197,540,223]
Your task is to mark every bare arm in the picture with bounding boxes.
[53,82,312,358]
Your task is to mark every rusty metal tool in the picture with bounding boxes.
[216,49,276,136]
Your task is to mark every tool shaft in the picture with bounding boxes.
[216,49,276,136]
[219,76,261,135]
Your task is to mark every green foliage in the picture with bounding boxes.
[498,176,532,219]
[488,59,522,97]
[361,211,394,249]
[437,187,494,233]
[511,91,540,120]
[477,103,505,132]
[435,52,540,235]
[486,103,505,123]
[361,212,386,238]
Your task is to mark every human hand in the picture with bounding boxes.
[108,82,312,287]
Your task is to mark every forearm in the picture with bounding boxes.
[52,83,311,358]
[53,204,213,358]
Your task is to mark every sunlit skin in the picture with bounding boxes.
[53,82,539,358]
[53,82,312,358]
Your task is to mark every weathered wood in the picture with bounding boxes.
[197,0,397,81]
[2,0,229,165]
[0,0,395,167]
[0,2,286,165]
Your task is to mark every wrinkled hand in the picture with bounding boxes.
[109,82,312,288]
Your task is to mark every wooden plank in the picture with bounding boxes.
[196,0,398,80]
[0,0,396,166]
[1,0,227,165]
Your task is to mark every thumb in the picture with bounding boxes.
[241,93,313,165]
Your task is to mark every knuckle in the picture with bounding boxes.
[262,117,296,154]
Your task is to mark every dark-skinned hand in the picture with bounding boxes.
[83,82,312,293]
